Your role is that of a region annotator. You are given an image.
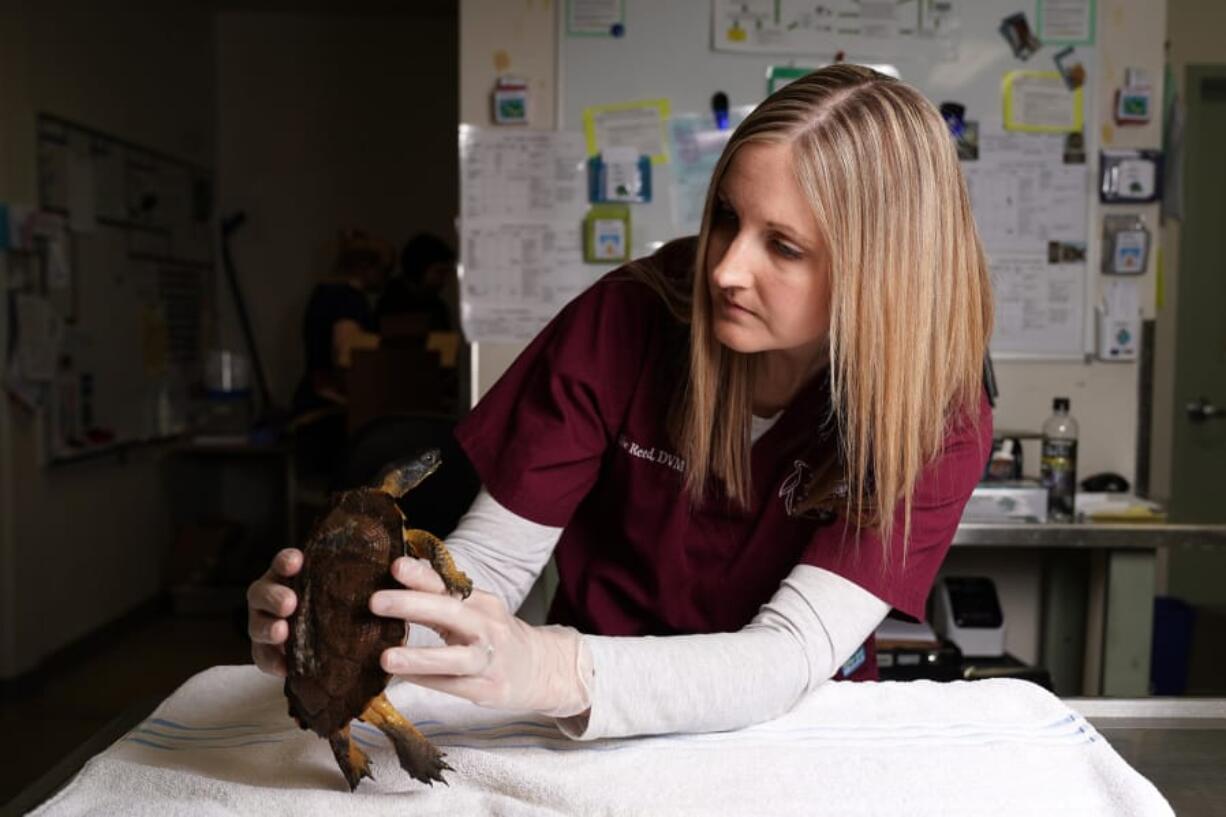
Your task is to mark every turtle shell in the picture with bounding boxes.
[284,488,407,737]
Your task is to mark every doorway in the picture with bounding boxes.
[1163,64,1226,693]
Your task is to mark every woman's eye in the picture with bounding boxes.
[772,239,802,259]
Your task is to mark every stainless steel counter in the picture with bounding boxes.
[951,521,1226,697]
[954,521,1226,549]
[1068,698,1226,817]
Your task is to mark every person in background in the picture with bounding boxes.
[293,228,394,413]
[291,229,393,477]
[377,232,456,333]
[254,66,994,740]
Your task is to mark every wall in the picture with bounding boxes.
[954,0,1168,663]
[457,0,558,623]
[467,1,1166,488]
[459,0,556,401]
[0,0,214,678]
[949,0,1167,663]
[215,7,458,405]
[458,0,1169,663]
[988,0,1165,488]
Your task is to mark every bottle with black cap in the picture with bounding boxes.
[1040,397,1079,521]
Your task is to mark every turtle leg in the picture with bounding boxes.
[327,723,374,792]
[359,692,451,786]
[404,528,473,599]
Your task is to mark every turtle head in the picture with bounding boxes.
[374,449,442,498]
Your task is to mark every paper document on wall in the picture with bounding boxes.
[459,126,589,343]
[711,0,958,59]
[567,0,625,35]
[46,234,73,293]
[66,148,97,233]
[990,256,1084,356]
[1037,0,1095,45]
[582,99,671,164]
[15,293,63,382]
[1003,71,1084,133]
[963,132,1087,255]
[1102,278,1139,319]
[93,141,128,221]
[37,137,69,212]
[964,128,1089,358]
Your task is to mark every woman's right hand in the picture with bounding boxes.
[247,548,303,677]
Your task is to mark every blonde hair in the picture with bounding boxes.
[675,64,993,559]
[334,228,393,277]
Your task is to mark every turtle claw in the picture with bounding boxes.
[341,757,375,792]
[405,745,451,787]
[403,528,474,599]
[443,570,473,600]
[360,692,454,787]
[329,726,375,792]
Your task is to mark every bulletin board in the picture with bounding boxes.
[21,114,214,463]
[548,0,1098,359]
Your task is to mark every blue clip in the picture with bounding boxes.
[587,153,652,203]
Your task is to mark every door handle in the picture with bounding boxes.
[1186,397,1224,422]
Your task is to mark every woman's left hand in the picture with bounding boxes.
[371,556,591,717]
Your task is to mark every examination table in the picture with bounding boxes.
[12,664,1215,816]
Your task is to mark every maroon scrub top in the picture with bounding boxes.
[456,240,992,681]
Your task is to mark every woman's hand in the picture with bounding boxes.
[246,548,302,677]
[371,557,591,717]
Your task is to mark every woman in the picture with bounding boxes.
[292,228,394,413]
[251,65,994,739]
[291,229,394,476]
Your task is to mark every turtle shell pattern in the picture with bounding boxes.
[285,489,407,737]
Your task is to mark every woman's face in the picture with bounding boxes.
[706,141,831,360]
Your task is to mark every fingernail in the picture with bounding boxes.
[370,593,387,614]
[383,651,404,672]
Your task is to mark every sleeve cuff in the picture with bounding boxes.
[553,635,597,738]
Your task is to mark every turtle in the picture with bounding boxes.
[284,448,474,791]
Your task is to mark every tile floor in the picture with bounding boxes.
[0,611,252,809]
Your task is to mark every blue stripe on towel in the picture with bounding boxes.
[148,718,266,731]
[124,736,289,751]
[131,727,293,743]
[122,711,1099,756]
[129,723,383,751]
[409,714,1100,754]
[743,713,1080,736]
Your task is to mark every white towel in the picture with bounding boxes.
[32,665,1172,817]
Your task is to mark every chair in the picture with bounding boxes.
[345,347,449,435]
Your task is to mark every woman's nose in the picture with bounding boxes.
[711,236,754,290]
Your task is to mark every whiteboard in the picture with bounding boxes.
[557,0,1097,359]
[33,115,213,463]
